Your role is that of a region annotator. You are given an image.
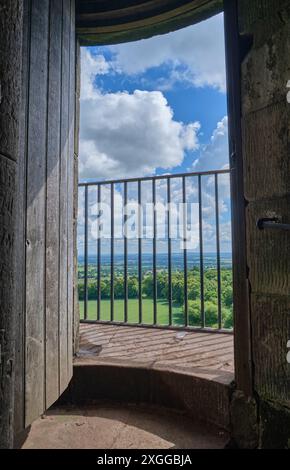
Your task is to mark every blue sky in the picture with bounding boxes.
[78,13,231,254]
[79,13,229,181]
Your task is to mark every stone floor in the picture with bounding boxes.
[21,404,229,449]
[78,323,234,381]
[21,325,234,449]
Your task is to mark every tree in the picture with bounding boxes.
[114,276,124,299]
[172,276,184,304]
[128,276,138,299]
[142,275,153,298]
[222,286,233,308]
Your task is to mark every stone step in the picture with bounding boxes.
[60,358,233,431]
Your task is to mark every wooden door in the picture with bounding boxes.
[14,0,76,432]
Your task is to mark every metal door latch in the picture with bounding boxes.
[257,217,290,231]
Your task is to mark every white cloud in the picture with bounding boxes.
[81,49,110,99]
[79,50,200,180]
[78,33,231,254]
[77,177,232,255]
[193,116,229,172]
[109,14,226,92]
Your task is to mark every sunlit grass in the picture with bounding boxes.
[79,298,183,325]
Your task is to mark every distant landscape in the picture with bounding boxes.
[78,252,233,329]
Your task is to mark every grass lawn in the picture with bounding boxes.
[79,298,185,326]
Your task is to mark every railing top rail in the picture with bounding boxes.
[78,168,230,187]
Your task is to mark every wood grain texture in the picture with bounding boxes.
[0,11,23,446]
[0,155,17,448]
[14,0,30,438]
[73,153,80,355]
[45,0,62,409]
[0,3,23,445]
[73,41,81,354]
[59,0,71,395]
[14,0,76,430]
[25,0,50,427]
[0,0,23,161]
[67,0,76,378]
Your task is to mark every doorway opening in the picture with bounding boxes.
[77,12,234,384]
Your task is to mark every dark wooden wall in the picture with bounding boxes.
[0,0,24,450]
[14,0,76,433]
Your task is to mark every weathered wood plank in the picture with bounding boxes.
[73,152,80,355]
[13,0,31,438]
[17,0,76,426]
[73,40,81,355]
[59,0,71,395]
[74,41,81,157]
[45,0,63,409]
[0,154,17,448]
[67,0,76,379]
[25,0,50,427]
[0,0,23,161]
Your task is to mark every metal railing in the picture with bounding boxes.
[78,169,233,333]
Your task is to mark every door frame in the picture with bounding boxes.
[224,0,253,396]
[74,0,254,397]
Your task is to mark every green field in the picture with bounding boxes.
[79,298,232,328]
[78,265,234,329]
[79,299,183,325]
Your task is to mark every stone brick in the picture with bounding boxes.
[251,294,290,402]
[246,197,290,296]
[242,102,290,200]
[241,22,290,114]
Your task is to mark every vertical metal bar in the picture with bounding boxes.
[215,174,222,329]
[110,183,114,322]
[198,175,205,328]
[167,178,172,325]
[97,184,101,321]
[182,177,188,326]
[84,185,88,320]
[138,180,142,324]
[152,179,157,325]
[124,182,128,322]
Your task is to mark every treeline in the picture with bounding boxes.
[78,267,233,328]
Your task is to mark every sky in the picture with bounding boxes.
[78,13,232,256]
